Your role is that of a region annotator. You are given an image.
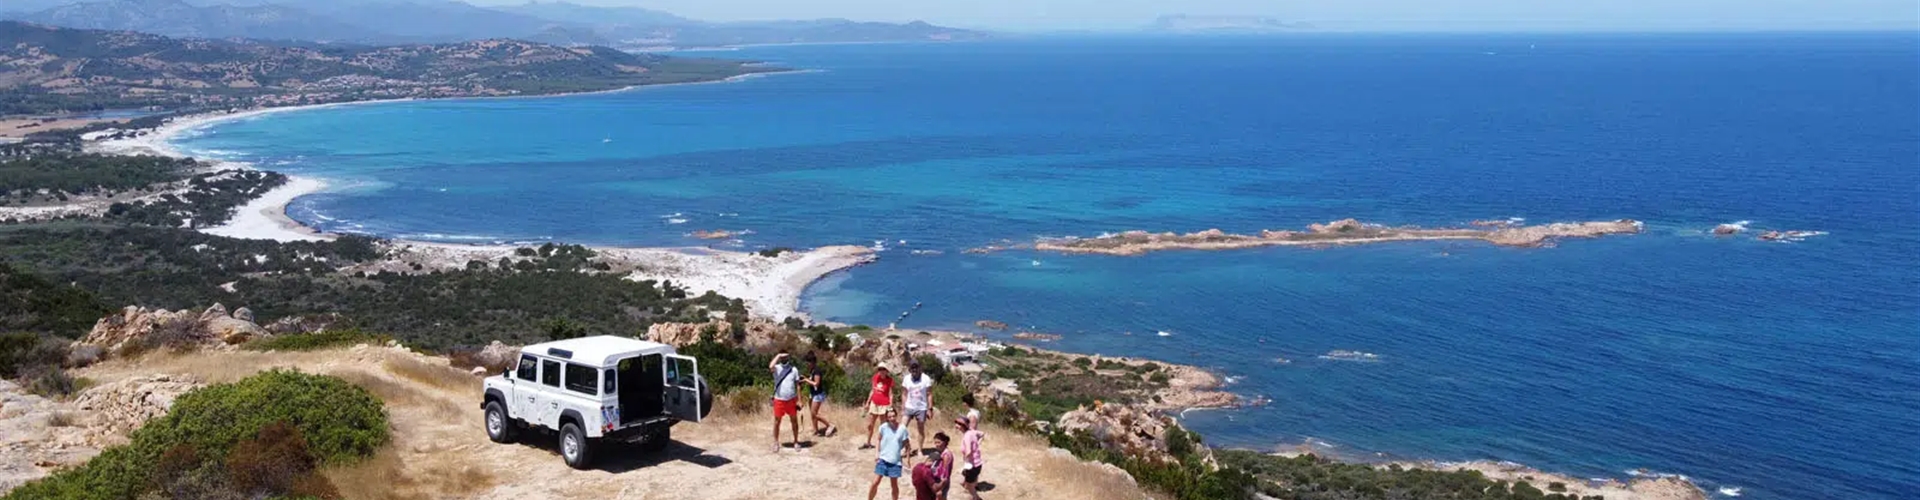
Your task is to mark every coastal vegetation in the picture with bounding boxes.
[0,224,749,350]
[0,21,774,116]
[1,370,389,500]
[0,154,195,201]
[1216,451,1605,500]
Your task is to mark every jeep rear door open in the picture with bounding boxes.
[664,354,703,422]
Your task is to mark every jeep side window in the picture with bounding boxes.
[541,359,561,387]
[515,354,537,381]
[602,368,616,395]
[563,363,597,395]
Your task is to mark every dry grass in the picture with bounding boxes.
[324,446,497,500]
[45,411,75,427]
[332,370,463,421]
[383,356,480,394]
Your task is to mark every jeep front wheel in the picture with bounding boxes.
[484,401,516,443]
[560,422,593,469]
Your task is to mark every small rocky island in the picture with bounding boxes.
[1006,218,1644,256]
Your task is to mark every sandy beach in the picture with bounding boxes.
[360,242,876,321]
[200,176,334,242]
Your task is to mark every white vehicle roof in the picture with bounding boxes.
[522,335,674,367]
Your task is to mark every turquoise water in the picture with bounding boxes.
[174,35,1920,498]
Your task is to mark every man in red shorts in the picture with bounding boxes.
[770,351,803,452]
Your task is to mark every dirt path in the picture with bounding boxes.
[69,345,1151,500]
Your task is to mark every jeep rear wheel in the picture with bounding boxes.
[484,401,516,443]
[560,422,593,469]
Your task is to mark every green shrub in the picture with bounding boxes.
[243,329,389,352]
[724,385,769,415]
[0,262,112,337]
[3,370,387,500]
[0,332,67,379]
[833,365,874,407]
[27,369,88,399]
[676,339,772,393]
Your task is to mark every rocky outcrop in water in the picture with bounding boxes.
[1025,219,1644,256]
[1057,403,1180,464]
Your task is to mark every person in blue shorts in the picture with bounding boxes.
[867,407,913,500]
[804,353,836,437]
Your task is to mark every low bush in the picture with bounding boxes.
[3,370,388,500]
[243,329,390,352]
[1,332,70,382]
[64,344,103,369]
[832,365,874,407]
[677,339,772,394]
[724,385,770,415]
[1050,425,1255,500]
[27,368,87,399]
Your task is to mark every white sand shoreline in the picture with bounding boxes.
[365,242,876,321]
[82,68,866,320]
[200,176,334,242]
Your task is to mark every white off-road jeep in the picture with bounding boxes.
[481,336,712,469]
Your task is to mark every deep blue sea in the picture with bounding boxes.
[173,34,1920,499]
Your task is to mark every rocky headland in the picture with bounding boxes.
[1001,218,1645,256]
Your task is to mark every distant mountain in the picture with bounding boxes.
[3,0,383,42]
[519,24,610,47]
[1148,14,1311,33]
[0,21,767,115]
[3,0,989,48]
[492,1,693,28]
[293,0,556,42]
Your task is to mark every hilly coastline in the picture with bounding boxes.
[0,0,989,48]
[2,29,1908,500]
[0,21,770,116]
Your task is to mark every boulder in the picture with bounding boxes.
[263,313,342,335]
[69,374,203,439]
[81,306,200,353]
[79,305,270,353]
[475,341,519,369]
[646,319,793,353]
[1056,403,1178,464]
[1711,224,1742,235]
[197,303,230,323]
[231,307,255,323]
[206,316,267,344]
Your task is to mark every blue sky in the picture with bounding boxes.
[471,0,1920,31]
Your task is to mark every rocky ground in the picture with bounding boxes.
[3,342,1150,500]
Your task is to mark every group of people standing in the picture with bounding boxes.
[769,352,986,500]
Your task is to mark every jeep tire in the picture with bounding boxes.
[560,422,593,469]
[484,401,516,443]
